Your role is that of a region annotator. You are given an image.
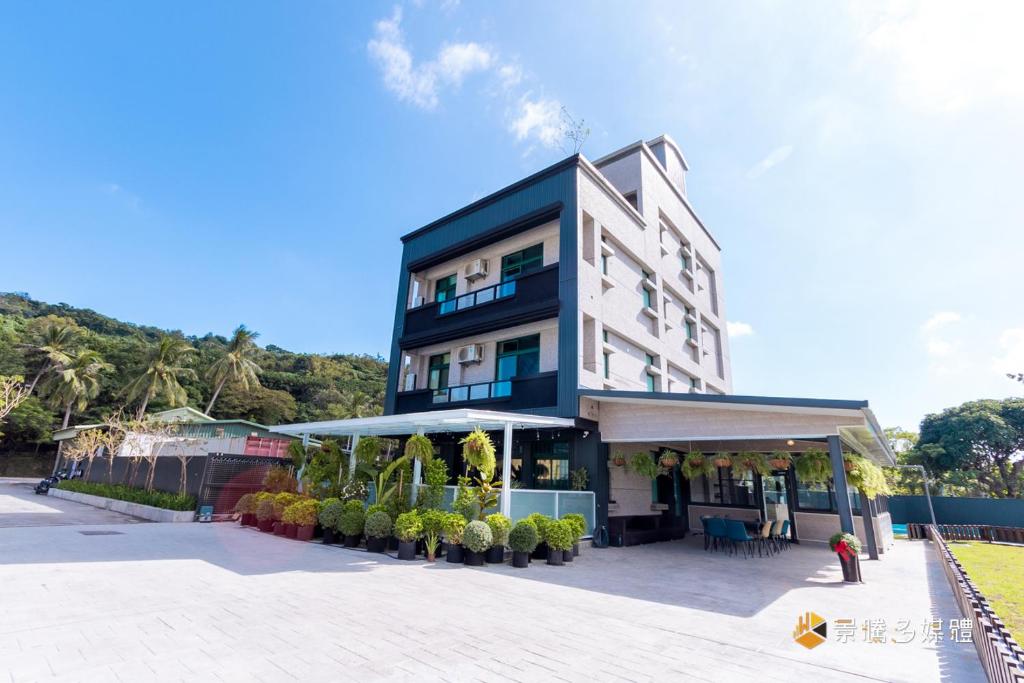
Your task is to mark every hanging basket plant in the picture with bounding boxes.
[629,452,660,479]
[404,434,434,463]
[354,435,383,464]
[735,452,771,477]
[459,427,496,480]
[610,452,627,467]
[680,451,713,479]
[794,448,831,484]
[843,454,856,472]
[712,452,733,469]
[768,451,793,470]
[658,449,679,468]
[844,455,892,500]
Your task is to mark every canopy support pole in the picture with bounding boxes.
[410,427,424,506]
[348,433,360,482]
[828,434,855,535]
[500,421,513,518]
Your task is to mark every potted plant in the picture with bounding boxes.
[339,500,366,547]
[658,450,679,468]
[610,452,627,468]
[318,498,344,545]
[394,510,422,561]
[443,512,467,564]
[508,520,539,568]
[629,452,660,479]
[286,499,319,542]
[404,434,435,462]
[680,451,713,480]
[735,452,771,476]
[484,513,511,563]
[281,502,300,539]
[562,513,587,557]
[462,520,492,567]
[544,519,573,566]
[460,427,496,480]
[233,493,257,526]
[795,449,831,484]
[829,532,863,583]
[569,467,588,491]
[527,513,552,560]
[711,452,733,469]
[768,451,792,470]
[420,509,445,562]
[255,495,275,532]
[272,493,300,535]
[364,510,392,553]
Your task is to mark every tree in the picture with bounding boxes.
[20,318,79,395]
[124,335,197,418]
[559,107,590,155]
[204,325,261,414]
[917,398,1024,498]
[99,411,128,483]
[41,350,112,428]
[0,375,30,428]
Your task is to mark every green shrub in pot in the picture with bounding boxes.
[485,513,511,548]
[339,500,366,537]
[394,510,423,542]
[364,510,392,538]
[420,509,446,561]
[508,520,538,568]
[463,520,493,554]
[561,513,587,553]
[544,520,574,564]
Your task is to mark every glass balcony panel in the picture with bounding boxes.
[438,300,456,315]
[431,389,449,404]
[449,386,469,402]
[557,491,597,537]
[469,383,491,400]
[492,380,512,397]
[457,294,474,311]
[498,281,516,298]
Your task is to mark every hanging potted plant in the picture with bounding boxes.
[317,498,343,544]
[364,510,392,553]
[829,532,863,583]
[735,452,771,476]
[485,513,511,564]
[339,500,366,547]
[462,520,493,567]
[712,452,733,469]
[508,519,539,568]
[768,451,793,470]
[394,510,423,561]
[680,452,713,480]
[460,427,496,480]
[420,509,445,562]
[404,434,435,462]
[610,452,627,467]
[845,456,892,500]
[843,454,856,472]
[659,450,679,468]
[795,449,831,484]
[630,452,660,479]
[443,512,466,564]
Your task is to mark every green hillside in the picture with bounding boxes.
[0,292,387,450]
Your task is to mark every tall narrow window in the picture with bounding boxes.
[496,334,541,381]
[680,252,690,272]
[646,373,656,392]
[501,244,544,281]
[435,274,457,303]
[641,287,652,309]
[601,254,609,275]
[603,352,610,379]
[428,353,450,400]
[645,353,654,366]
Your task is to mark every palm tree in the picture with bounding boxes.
[21,320,79,395]
[204,325,262,414]
[42,349,113,428]
[338,390,376,418]
[124,335,197,418]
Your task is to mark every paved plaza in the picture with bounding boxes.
[0,482,984,682]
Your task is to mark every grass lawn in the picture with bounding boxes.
[948,541,1024,644]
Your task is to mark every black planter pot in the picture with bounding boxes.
[463,550,485,566]
[512,551,529,568]
[531,542,549,560]
[547,551,564,566]
[485,546,505,564]
[839,554,863,583]
[322,528,338,545]
[313,524,323,540]
[343,534,361,548]
[446,543,464,564]
[388,536,400,551]
[563,549,574,563]
[398,540,418,561]
[572,542,580,557]
[366,536,387,553]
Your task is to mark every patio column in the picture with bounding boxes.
[348,433,360,482]
[500,421,513,518]
[861,496,879,560]
[409,428,424,506]
[297,433,310,493]
[827,435,855,535]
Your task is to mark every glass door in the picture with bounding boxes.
[762,473,790,533]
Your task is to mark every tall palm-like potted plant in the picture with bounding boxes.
[124,335,197,418]
[204,325,261,415]
[42,349,112,428]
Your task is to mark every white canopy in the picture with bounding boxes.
[269,408,575,438]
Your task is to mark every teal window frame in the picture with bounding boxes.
[646,373,656,392]
[645,353,654,366]
[641,287,652,309]
[501,244,544,282]
[434,274,457,303]
[601,254,609,275]
[495,334,541,381]
[428,353,450,397]
[603,352,610,379]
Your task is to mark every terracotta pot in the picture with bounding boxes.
[257,518,274,532]
[612,456,626,467]
[713,458,731,468]
[659,456,678,468]
[273,521,286,536]
[296,525,315,542]
[240,513,256,526]
[284,523,297,539]
[769,459,791,470]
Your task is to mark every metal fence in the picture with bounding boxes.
[925,525,1024,683]
[908,523,1024,545]
[196,453,291,516]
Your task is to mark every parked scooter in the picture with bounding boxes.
[34,468,82,495]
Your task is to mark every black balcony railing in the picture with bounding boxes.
[394,371,557,414]
[439,280,516,315]
[431,379,512,403]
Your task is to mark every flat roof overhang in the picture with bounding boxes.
[579,390,896,466]
[270,409,576,438]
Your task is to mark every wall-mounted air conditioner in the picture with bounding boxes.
[464,259,489,281]
[457,344,483,364]
[403,374,416,391]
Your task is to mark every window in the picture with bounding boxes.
[602,330,609,343]
[501,244,543,281]
[623,191,638,210]
[646,373,656,392]
[688,465,758,507]
[680,252,690,272]
[641,287,652,309]
[645,353,654,366]
[642,269,652,281]
[435,274,457,303]
[428,353,450,396]
[601,254,609,275]
[496,334,540,381]
[532,442,570,490]
[603,352,610,379]
[685,321,696,340]
[795,477,862,515]
[690,376,699,390]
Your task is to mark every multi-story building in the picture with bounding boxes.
[278,135,895,555]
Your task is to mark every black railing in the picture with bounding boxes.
[394,371,557,414]
[432,379,512,403]
[439,280,516,315]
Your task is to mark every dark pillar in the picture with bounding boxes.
[861,495,879,560]
[827,435,855,535]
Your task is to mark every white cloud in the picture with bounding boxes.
[367,8,492,110]
[992,328,1024,375]
[509,95,562,148]
[727,321,754,338]
[497,64,522,91]
[922,311,961,332]
[746,145,793,179]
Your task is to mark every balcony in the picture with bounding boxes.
[394,371,557,414]
[401,264,559,349]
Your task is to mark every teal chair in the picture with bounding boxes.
[706,517,728,553]
[725,519,756,558]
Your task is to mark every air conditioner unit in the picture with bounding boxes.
[412,296,425,307]
[457,344,483,364]
[464,259,489,281]
[403,374,416,391]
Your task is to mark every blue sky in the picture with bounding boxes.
[2,1,1022,430]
